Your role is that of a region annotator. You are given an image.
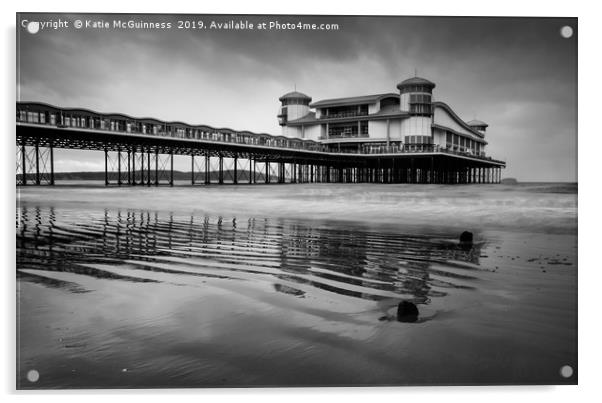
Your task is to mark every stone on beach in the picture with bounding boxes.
[459,231,473,244]
[397,300,419,323]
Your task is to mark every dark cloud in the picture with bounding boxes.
[17,13,577,181]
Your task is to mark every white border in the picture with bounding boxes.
[3,1,599,402]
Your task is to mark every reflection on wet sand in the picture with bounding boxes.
[17,206,484,304]
[16,182,578,388]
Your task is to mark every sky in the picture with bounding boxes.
[17,14,577,181]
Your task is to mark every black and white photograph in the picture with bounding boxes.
[14,9,579,391]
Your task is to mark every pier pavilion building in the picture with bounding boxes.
[278,77,490,157]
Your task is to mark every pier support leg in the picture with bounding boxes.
[170,151,174,186]
[155,148,159,186]
[429,157,435,184]
[117,148,122,186]
[104,148,108,186]
[20,143,27,185]
[49,143,54,185]
[191,155,195,185]
[219,155,224,184]
[132,150,137,186]
[35,144,40,185]
[249,157,253,184]
[147,150,151,187]
[265,160,270,184]
[205,154,211,185]
[127,150,131,185]
[233,156,238,184]
[140,148,145,186]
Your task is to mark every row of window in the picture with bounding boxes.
[404,135,432,145]
[327,121,369,137]
[281,98,311,106]
[445,132,483,154]
[409,104,432,115]
[17,109,325,151]
[20,111,47,124]
[320,105,369,119]
[400,85,433,94]
[409,94,432,104]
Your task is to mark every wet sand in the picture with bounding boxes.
[16,183,577,388]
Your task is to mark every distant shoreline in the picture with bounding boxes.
[15,171,577,184]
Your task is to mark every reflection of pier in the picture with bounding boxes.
[16,102,505,186]
[17,206,484,303]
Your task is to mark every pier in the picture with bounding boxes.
[16,102,505,186]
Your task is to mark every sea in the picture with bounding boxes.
[16,182,578,388]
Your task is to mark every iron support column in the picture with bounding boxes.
[205,154,210,185]
[21,144,26,185]
[117,149,122,186]
[132,150,136,186]
[104,148,108,186]
[430,157,434,184]
[265,160,270,184]
[49,143,54,185]
[147,149,151,187]
[127,150,131,185]
[219,155,224,184]
[155,148,159,186]
[35,144,40,185]
[191,155,196,185]
[140,148,144,186]
[170,151,174,187]
[233,156,238,184]
[249,157,253,184]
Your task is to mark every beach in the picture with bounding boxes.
[16,182,577,388]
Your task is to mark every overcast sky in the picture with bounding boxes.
[17,14,577,181]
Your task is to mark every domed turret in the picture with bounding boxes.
[396,77,436,92]
[277,91,312,126]
[397,76,435,116]
[278,91,312,104]
[467,119,488,133]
